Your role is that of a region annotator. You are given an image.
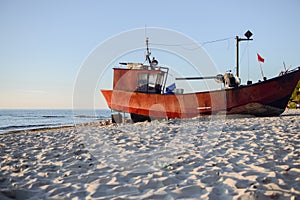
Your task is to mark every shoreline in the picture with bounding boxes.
[2,108,299,135]
[0,109,299,199]
[0,109,111,135]
[1,119,111,136]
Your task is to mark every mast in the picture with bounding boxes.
[235,30,253,77]
[236,36,239,77]
[146,37,151,64]
[145,37,158,70]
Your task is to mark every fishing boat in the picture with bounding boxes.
[101,31,300,122]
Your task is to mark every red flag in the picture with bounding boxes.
[257,53,264,63]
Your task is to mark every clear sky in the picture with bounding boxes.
[0,0,299,109]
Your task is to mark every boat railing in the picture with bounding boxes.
[154,66,169,94]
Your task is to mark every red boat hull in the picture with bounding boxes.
[101,68,300,118]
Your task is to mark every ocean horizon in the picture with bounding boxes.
[0,109,111,134]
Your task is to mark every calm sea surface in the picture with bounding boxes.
[0,109,111,134]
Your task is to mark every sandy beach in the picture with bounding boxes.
[0,109,299,200]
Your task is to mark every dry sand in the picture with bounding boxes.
[0,109,299,200]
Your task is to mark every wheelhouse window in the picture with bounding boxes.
[137,72,165,94]
[137,73,149,92]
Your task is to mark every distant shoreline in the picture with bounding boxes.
[2,108,299,135]
[0,109,111,134]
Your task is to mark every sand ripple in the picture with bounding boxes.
[0,109,299,199]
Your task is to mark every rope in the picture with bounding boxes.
[149,36,234,50]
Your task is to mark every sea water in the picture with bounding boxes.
[0,109,111,134]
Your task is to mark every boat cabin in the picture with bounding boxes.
[113,64,169,94]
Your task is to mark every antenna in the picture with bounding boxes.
[283,61,287,71]
[146,37,150,55]
[144,25,151,64]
